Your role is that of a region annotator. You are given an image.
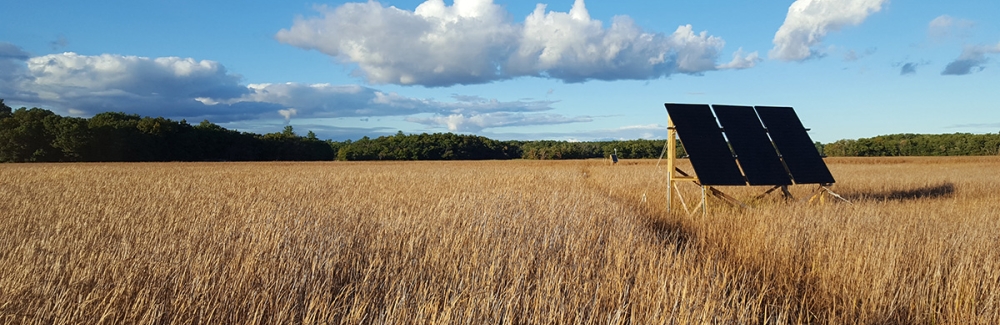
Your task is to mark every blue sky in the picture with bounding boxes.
[2,0,998,142]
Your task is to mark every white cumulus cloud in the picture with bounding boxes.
[275,0,757,86]
[28,53,247,98]
[0,50,266,120]
[769,0,887,61]
[233,82,558,119]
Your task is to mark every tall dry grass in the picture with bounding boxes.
[1,157,997,324]
[591,156,1000,324]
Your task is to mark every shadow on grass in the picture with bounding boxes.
[847,183,955,202]
[644,217,693,253]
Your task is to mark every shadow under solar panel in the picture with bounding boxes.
[754,106,835,184]
[665,103,746,186]
[712,105,792,185]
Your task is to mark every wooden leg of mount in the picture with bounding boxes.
[708,186,749,209]
[756,185,781,199]
[781,185,793,200]
[674,183,691,215]
[822,186,852,205]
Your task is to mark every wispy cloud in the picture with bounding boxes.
[843,47,876,61]
[484,123,666,141]
[769,0,887,62]
[925,16,994,76]
[49,35,70,51]
[946,122,1000,129]
[928,15,976,41]
[406,112,592,132]
[231,83,560,119]
[220,120,398,141]
[941,42,1000,75]
[894,60,929,75]
[275,0,758,87]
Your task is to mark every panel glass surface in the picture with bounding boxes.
[665,103,746,185]
[754,106,835,184]
[712,105,792,185]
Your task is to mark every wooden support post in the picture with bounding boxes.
[666,118,711,215]
[667,117,675,214]
[701,185,708,217]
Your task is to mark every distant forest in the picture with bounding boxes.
[822,133,1000,157]
[0,100,673,162]
[2,100,998,162]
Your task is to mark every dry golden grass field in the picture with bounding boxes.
[1,157,999,324]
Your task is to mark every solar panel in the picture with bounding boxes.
[665,103,746,185]
[754,106,835,184]
[712,105,792,185]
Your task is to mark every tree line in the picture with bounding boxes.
[0,101,680,162]
[3,100,998,162]
[822,133,1000,157]
[330,132,681,161]
[0,100,333,162]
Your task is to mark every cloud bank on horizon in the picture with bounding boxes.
[275,0,760,87]
[0,47,578,131]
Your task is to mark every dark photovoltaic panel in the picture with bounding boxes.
[712,105,793,185]
[665,103,746,185]
[754,106,835,184]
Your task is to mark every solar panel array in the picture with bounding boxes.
[712,105,793,186]
[664,103,835,186]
